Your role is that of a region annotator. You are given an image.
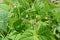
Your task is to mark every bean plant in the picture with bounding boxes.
[0,0,60,40]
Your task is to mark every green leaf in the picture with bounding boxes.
[0,4,8,32]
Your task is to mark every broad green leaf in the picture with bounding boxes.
[0,4,8,32]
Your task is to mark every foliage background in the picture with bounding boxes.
[0,0,60,40]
